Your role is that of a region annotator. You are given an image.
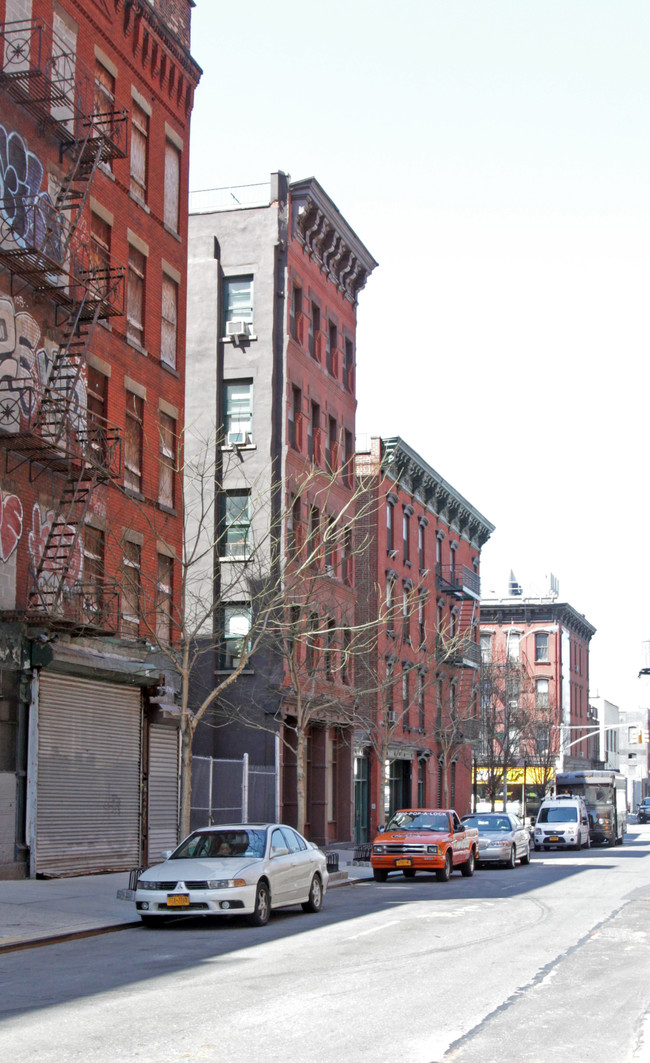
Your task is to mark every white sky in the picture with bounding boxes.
[188,0,650,712]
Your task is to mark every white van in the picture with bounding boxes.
[533,795,590,851]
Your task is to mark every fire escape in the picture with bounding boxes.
[436,559,482,671]
[0,19,127,633]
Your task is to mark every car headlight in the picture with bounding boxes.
[497,840,511,848]
[206,879,247,889]
[427,844,440,854]
[138,880,162,890]
[373,844,385,854]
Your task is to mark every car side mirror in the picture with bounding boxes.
[455,824,464,832]
[161,850,172,860]
[377,825,385,833]
[271,846,289,858]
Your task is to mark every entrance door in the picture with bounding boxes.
[354,755,369,842]
[388,758,412,818]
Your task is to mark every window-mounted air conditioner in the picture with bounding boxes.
[226,319,250,341]
[387,711,398,724]
[227,430,251,446]
[325,564,335,578]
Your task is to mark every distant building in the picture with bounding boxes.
[589,697,620,771]
[0,0,200,877]
[479,590,597,813]
[354,437,494,840]
[186,173,376,844]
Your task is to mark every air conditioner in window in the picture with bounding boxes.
[227,430,251,446]
[387,711,398,724]
[325,564,335,578]
[226,319,250,341]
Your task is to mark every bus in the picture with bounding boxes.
[555,770,627,846]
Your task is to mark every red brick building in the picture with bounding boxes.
[0,0,200,877]
[354,437,494,841]
[479,592,597,815]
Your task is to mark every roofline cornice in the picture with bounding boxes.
[380,436,494,547]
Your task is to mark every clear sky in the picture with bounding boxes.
[188,1,650,712]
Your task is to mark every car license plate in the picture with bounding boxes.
[167,894,190,907]
[396,858,413,867]
[548,836,560,843]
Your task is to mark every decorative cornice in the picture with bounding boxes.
[290,178,378,307]
[380,437,494,548]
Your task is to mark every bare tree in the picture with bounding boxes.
[478,647,537,811]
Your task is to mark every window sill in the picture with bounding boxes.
[157,504,177,516]
[160,360,179,377]
[221,443,256,453]
[219,555,252,563]
[163,224,182,243]
[214,669,254,676]
[220,334,257,344]
[124,487,145,502]
[129,191,150,213]
[126,337,148,357]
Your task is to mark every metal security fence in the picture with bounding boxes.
[190,752,278,832]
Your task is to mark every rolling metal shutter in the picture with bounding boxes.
[35,674,142,876]
[147,724,179,863]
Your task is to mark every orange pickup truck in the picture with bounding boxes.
[371,808,479,882]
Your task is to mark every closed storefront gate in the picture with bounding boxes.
[146,724,179,864]
[34,674,143,876]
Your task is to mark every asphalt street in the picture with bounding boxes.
[1,826,650,1063]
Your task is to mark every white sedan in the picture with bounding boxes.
[134,823,328,927]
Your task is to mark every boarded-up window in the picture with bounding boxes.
[125,391,143,493]
[158,412,175,509]
[94,59,115,143]
[130,101,148,200]
[127,245,145,346]
[160,274,177,367]
[84,525,105,585]
[163,139,180,231]
[90,212,110,297]
[121,540,141,639]
[87,364,108,462]
[156,553,173,644]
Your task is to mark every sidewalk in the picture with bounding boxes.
[0,849,373,952]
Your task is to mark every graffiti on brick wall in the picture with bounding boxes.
[0,490,23,562]
[28,503,83,593]
[0,124,64,261]
[0,291,86,433]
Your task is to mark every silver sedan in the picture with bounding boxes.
[461,813,531,869]
[135,823,328,927]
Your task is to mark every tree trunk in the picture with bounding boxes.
[296,725,307,835]
[178,714,194,840]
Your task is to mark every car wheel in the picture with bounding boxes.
[461,849,475,877]
[373,868,388,882]
[403,868,416,879]
[249,881,270,926]
[302,874,323,913]
[582,833,591,850]
[505,846,516,869]
[520,846,531,865]
[534,843,541,852]
[436,851,453,882]
[140,915,164,928]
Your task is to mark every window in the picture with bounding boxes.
[288,386,302,450]
[223,380,252,445]
[535,632,549,662]
[223,275,254,332]
[308,504,320,565]
[506,632,520,661]
[288,494,302,559]
[308,301,320,359]
[480,632,492,663]
[84,524,104,587]
[94,59,115,145]
[343,429,353,488]
[222,490,251,558]
[306,613,320,674]
[341,628,351,685]
[219,603,251,669]
[90,211,110,297]
[386,498,394,553]
[417,670,425,730]
[156,553,173,643]
[130,100,149,201]
[327,416,337,473]
[342,526,353,586]
[402,584,410,641]
[326,321,337,376]
[290,284,302,342]
[324,617,335,680]
[158,412,175,509]
[308,402,320,462]
[125,391,144,493]
[324,515,336,574]
[343,338,354,391]
[386,573,397,633]
[127,245,145,347]
[402,667,410,728]
[536,678,549,709]
[87,364,108,463]
[418,590,426,646]
[418,520,426,571]
[402,507,411,563]
[121,540,141,638]
[164,139,181,231]
[161,274,178,367]
[385,658,394,714]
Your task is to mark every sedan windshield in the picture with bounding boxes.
[463,816,512,832]
[171,829,267,859]
[386,812,449,832]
